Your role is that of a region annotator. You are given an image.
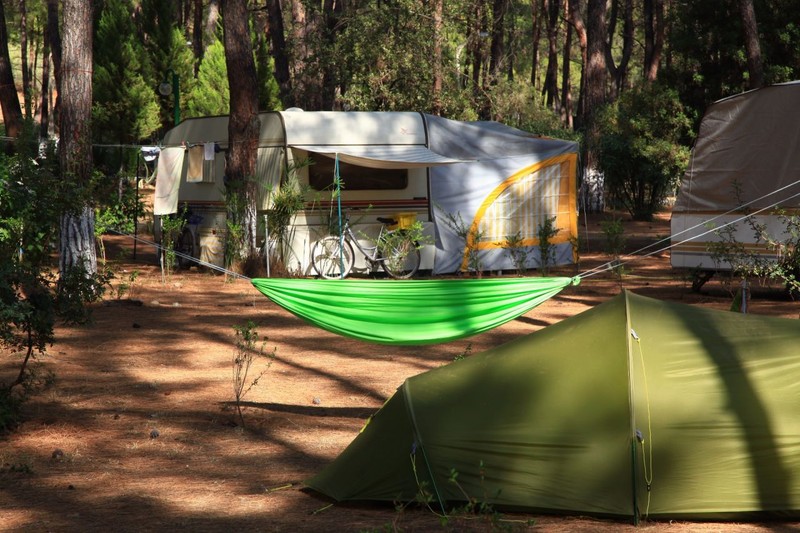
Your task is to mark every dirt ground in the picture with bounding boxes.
[1,211,799,532]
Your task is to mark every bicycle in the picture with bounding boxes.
[311,213,421,279]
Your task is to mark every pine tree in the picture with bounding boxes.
[187,38,228,116]
[93,1,160,144]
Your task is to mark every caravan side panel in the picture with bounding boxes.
[671,82,800,271]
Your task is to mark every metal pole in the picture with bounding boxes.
[172,71,180,126]
[134,152,139,260]
[335,154,343,278]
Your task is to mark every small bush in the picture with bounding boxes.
[536,216,560,276]
[231,321,275,428]
[502,231,529,276]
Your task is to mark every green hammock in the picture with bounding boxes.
[251,276,580,345]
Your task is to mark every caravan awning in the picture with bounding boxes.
[290,144,469,169]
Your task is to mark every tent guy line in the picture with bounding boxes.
[106,228,249,280]
[579,179,800,280]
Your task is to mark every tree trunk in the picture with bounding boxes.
[59,0,96,277]
[19,0,31,119]
[584,0,607,134]
[432,0,443,115]
[489,0,508,83]
[320,0,341,110]
[738,0,764,89]
[530,0,543,89]
[223,0,260,263]
[47,0,61,132]
[39,6,51,138]
[561,9,573,129]
[192,0,203,73]
[469,1,490,118]
[542,0,561,111]
[266,0,293,108]
[0,0,22,137]
[644,0,664,82]
[604,0,632,97]
[205,0,220,41]
[566,0,587,130]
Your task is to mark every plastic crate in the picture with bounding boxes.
[390,212,417,230]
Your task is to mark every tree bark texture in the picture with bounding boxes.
[738,0,764,89]
[38,6,50,137]
[542,0,561,110]
[205,0,220,40]
[289,0,315,109]
[59,0,96,277]
[223,0,260,260]
[604,0,632,97]
[47,0,61,132]
[566,0,587,129]
[192,0,203,73]
[432,0,443,115]
[19,0,31,118]
[530,0,543,89]
[644,0,664,82]
[561,14,573,128]
[266,0,293,107]
[489,0,507,82]
[583,0,608,166]
[320,0,341,110]
[0,0,22,137]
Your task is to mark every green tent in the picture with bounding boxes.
[307,291,800,521]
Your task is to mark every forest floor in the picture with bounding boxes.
[1,210,799,532]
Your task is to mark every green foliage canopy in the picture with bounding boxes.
[596,83,693,221]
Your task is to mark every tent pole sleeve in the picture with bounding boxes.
[624,289,640,523]
[402,380,447,514]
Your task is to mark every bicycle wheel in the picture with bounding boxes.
[380,230,420,279]
[311,236,354,279]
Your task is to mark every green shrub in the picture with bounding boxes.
[596,83,693,221]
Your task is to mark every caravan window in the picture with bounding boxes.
[308,157,408,191]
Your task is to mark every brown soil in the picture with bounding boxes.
[1,212,799,532]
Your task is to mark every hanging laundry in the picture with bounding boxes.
[186,145,204,183]
[153,147,185,215]
[204,142,215,161]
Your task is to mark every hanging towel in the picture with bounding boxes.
[153,147,185,215]
[204,142,215,161]
[186,145,204,183]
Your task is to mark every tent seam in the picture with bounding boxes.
[402,380,447,514]
[623,290,640,524]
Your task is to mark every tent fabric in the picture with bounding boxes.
[307,291,800,520]
[250,276,579,345]
[153,146,185,215]
[289,144,468,169]
[426,115,579,274]
[670,81,800,270]
[674,81,800,213]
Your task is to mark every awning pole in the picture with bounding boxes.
[335,153,344,278]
